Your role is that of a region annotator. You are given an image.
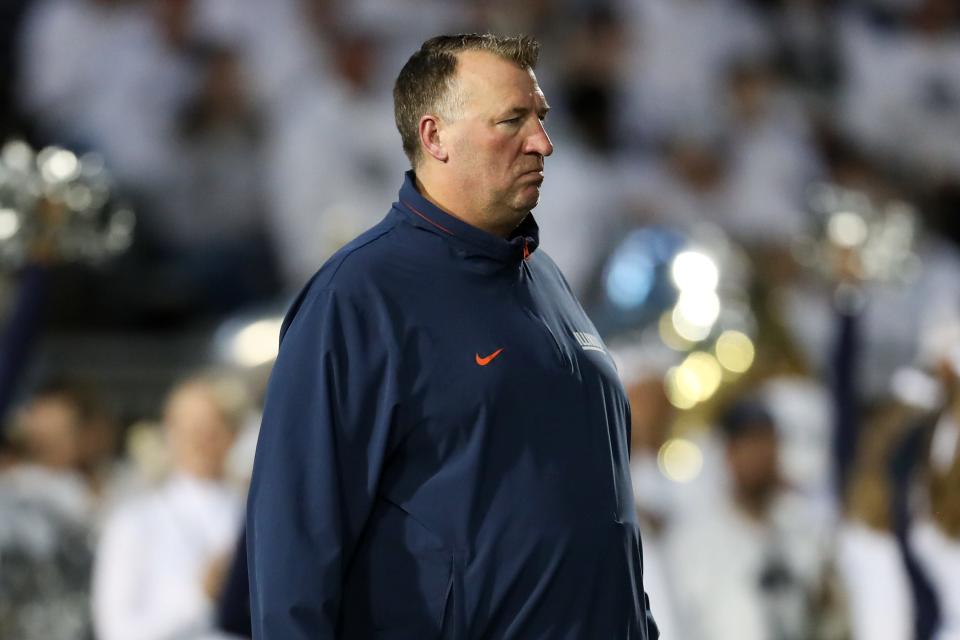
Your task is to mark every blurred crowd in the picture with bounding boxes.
[0,0,959,638]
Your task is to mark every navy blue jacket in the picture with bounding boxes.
[247,172,658,639]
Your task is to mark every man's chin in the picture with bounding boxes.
[514,187,541,212]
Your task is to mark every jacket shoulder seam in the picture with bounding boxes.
[319,218,403,286]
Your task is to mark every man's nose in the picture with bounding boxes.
[526,120,554,157]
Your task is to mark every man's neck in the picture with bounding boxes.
[414,173,517,238]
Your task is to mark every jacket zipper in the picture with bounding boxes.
[517,264,569,370]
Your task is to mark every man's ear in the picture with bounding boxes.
[418,115,448,162]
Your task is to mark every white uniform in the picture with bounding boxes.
[664,492,830,640]
[836,521,913,640]
[92,474,243,640]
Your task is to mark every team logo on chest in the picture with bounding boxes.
[572,331,606,354]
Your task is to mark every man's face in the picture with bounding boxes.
[19,396,83,470]
[165,384,235,480]
[442,51,553,234]
[726,427,780,500]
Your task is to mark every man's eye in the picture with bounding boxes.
[500,117,521,125]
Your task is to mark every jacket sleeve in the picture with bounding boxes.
[247,286,400,639]
[644,591,660,639]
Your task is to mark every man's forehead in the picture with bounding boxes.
[454,50,545,103]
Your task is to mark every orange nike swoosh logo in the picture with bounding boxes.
[475,348,504,366]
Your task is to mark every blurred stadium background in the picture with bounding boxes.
[0,0,959,638]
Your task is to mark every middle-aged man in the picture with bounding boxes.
[247,33,659,639]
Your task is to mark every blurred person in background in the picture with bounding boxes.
[840,0,960,187]
[92,373,246,640]
[14,381,87,475]
[465,0,560,43]
[912,426,960,640]
[838,0,960,247]
[894,318,960,640]
[6,379,110,515]
[720,55,824,249]
[0,467,94,640]
[264,19,408,290]
[769,139,960,402]
[83,0,201,196]
[620,346,677,532]
[836,402,915,640]
[13,379,128,519]
[614,342,682,640]
[19,0,202,193]
[0,380,108,640]
[764,0,843,102]
[534,5,640,299]
[832,321,956,640]
[617,0,771,144]
[157,41,280,314]
[627,131,737,234]
[664,398,833,640]
[17,0,281,325]
[187,0,338,116]
[624,67,820,269]
[808,209,960,639]
[109,2,283,320]
[16,0,143,150]
[612,342,730,529]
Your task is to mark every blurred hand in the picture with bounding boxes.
[201,552,232,601]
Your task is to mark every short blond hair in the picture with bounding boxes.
[164,371,250,433]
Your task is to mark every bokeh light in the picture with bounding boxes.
[664,351,724,409]
[671,291,720,342]
[657,438,704,483]
[665,365,700,409]
[671,250,719,292]
[0,208,20,241]
[682,352,723,401]
[39,148,80,183]
[606,251,656,309]
[230,318,283,368]
[659,311,695,351]
[714,330,755,374]
[827,211,868,248]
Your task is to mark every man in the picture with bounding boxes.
[0,380,100,640]
[664,399,830,640]
[247,34,659,639]
[15,379,125,507]
[92,375,245,640]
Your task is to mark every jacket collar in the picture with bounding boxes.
[395,170,539,265]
